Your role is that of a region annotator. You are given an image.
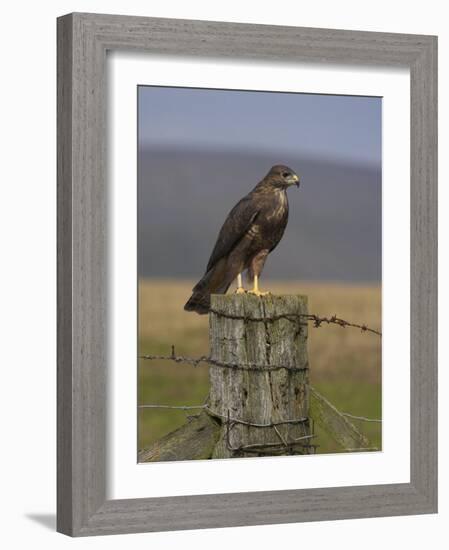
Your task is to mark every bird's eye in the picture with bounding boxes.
[282,172,290,178]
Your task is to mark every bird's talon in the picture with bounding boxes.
[248,290,270,297]
[235,287,247,295]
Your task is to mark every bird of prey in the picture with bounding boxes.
[184,165,300,314]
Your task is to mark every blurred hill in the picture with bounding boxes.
[138,147,381,283]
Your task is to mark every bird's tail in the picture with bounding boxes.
[184,259,232,314]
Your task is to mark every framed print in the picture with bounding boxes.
[57,13,437,536]
[135,85,382,463]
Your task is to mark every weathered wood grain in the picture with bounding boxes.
[138,412,220,462]
[209,294,311,458]
[309,387,370,450]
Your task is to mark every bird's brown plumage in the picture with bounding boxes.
[184,165,300,314]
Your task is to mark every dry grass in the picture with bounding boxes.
[138,278,381,454]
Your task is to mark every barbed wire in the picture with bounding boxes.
[140,346,308,372]
[209,308,382,337]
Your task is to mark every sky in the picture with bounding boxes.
[137,86,382,283]
[138,86,381,167]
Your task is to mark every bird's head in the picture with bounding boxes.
[265,165,300,189]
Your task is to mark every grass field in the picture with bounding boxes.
[138,279,382,456]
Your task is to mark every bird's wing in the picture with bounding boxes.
[206,195,260,272]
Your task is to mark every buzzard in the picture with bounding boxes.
[184,165,300,314]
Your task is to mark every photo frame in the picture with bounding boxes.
[57,12,437,536]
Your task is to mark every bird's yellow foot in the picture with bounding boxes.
[235,287,247,295]
[248,289,270,297]
[248,276,269,296]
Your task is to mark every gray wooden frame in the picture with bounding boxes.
[57,12,438,536]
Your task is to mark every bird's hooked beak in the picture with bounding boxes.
[288,173,300,188]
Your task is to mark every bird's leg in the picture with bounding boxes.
[248,274,270,297]
[235,273,246,294]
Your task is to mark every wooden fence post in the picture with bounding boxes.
[208,293,312,458]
